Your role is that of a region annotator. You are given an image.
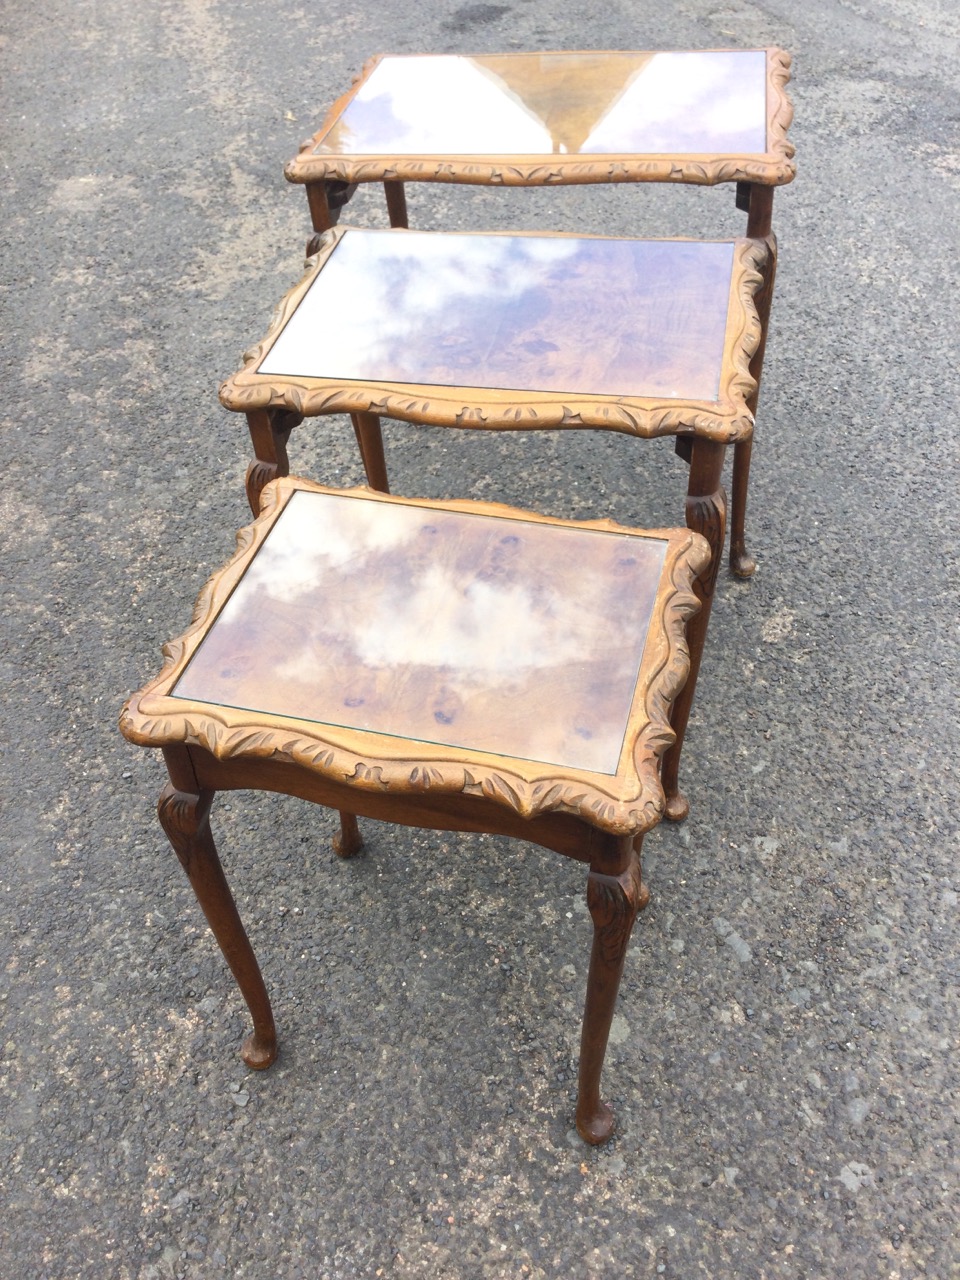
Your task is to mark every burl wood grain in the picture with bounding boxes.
[286,49,795,190]
[258,231,736,404]
[172,489,668,777]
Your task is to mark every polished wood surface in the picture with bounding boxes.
[286,49,796,189]
[173,489,667,775]
[125,478,707,831]
[221,228,765,442]
[316,51,766,156]
[259,230,735,402]
[120,478,710,1144]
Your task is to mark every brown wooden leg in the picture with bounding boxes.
[305,180,334,251]
[245,408,293,515]
[332,811,363,858]
[632,832,653,912]
[305,180,359,253]
[384,179,408,228]
[730,185,778,578]
[576,837,645,1145]
[729,437,756,578]
[351,410,390,492]
[156,780,277,1070]
[660,438,727,821]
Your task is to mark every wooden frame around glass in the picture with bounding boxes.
[222,227,763,444]
[285,48,795,197]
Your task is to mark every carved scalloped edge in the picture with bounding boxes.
[284,49,796,189]
[220,232,765,444]
[722,237,766,424]
[767,47,796,171]
[119,483,710,836]
[287,153,796,190]
[629,538,710,826]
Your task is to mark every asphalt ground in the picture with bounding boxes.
[1,0,958,1276]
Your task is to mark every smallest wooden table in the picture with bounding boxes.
[120,477,708,1143]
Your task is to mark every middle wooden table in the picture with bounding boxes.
[220,225,765,818]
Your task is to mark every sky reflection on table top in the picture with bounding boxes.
[258,230,735,402]
[315,51,769,157]
[173,491,667,775]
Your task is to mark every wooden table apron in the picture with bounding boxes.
[285,48,795,578]
[220,231,766,819]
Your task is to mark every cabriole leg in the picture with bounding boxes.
[305,181,333,254]
[245,408,294,516]
[305,180,358,253]
[661,438,727,821]
[731,185,778,577]
[576,840,645,1145]
[157,783,277,1070]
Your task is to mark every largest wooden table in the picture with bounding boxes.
[219,226,765,818]
[285,48,796,575]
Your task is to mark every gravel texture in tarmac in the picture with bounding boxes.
[1,0,958,1276]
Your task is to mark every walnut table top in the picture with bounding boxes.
[286,49,795,190]
[220,226,765,443]
[121,478,708,838]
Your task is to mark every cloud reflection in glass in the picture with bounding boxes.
[259,230,735,401]
[173,491,668,775]
[316,51,768,158]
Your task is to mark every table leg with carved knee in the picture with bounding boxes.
[730,186,778,578]
[660,438,726,821]
[576,836,648,1144]
[306,180,334,236]
[305,180,359,254]
[157,749,277,1070]
[245,408,294,516]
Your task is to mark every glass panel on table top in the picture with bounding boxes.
[173,490,668,775]
[314,51,768,158]
[259,230,735,402]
